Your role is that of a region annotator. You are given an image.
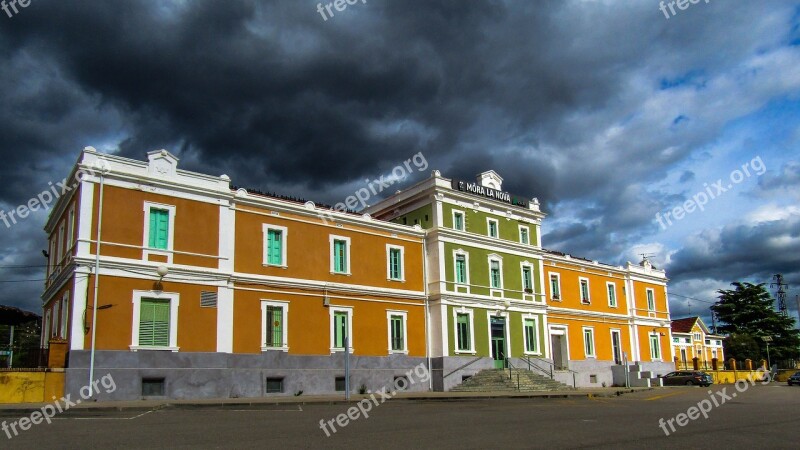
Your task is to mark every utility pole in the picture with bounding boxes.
[771,274,788,317]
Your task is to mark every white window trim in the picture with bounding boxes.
[452,249,470,291]
[452,209,465,231]
[329,235,352,275]
[606,281,617,308]
[262,223,289,268]
[42,309,51,348]
[142,202,177,264]
[130,290,180,352]
[549,272,562,301]
[518,225,530,244]
[582,327,596,358]
[59,292,69,339]
[488,254,504,295]
[646,288,656,311]
[57,222,65,264]
[610,328,622,363]
[486,217,499,238]
[386,310,408,354]
[522,314,542,355]
[649,332,662,361]
[329,306,354,353]
[67,206,75,256]
[261,300,289,352]
[386,244,405,282]
[579,277,591,304]
[520,262,534,300]
[453,307,476,354]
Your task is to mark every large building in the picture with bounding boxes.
[42,147,674,400]
[671,316,725,370]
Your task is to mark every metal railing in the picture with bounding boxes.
[505,357,521,391]
[519,355,578,388]
[443,356,484,380]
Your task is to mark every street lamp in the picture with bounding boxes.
[761,336,773,370]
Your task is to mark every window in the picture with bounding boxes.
[519,226,529,244]
[650,334,661,360]
[583,327,595,357]
[694,332,701,341]
[453,210,465,231]
[266,378,284,394]
[455,312,472,352]
[550,273,561,300]
[57,223,65,263]
[330,236,351,274]
[386,245,404,281]
[646,288,656,311]
[141,378,165,397]
[263,224,288,267]
[607,282,617,307]
[138,299,171,347]
[487,218,499,238]
[522,266,533,292]
[523,317,539,354]
[131,291,179,351]
[580,278,590,304]
[335,377,347,392]
[42,309,51,347]
[454,252,468,285]
[330,307,353,352]
[387,311,407,353]
[490,260,502,289]
[143,202,176,262]
[261,301,289,351]
[67,207,75,255]
[59,293,69,338]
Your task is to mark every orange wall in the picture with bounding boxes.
[632,281,668,318]
[85,275,217,352]
[234,206,424,290]
[232,288,426,357]
[546,264,627,313]
[636,325,670,362]
[549,317,632,361]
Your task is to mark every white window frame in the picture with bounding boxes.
[329,235,352,275]
[518,225,530,244]
[57,222,65,264]
[610,328,623,363]
[549,272,561,301]
[488,254,504,295]
[453,307,476,354]
[693,332,701,341]
[262,223,288,268]
[42,309,51,348]
[486,217,499,238]
[59,292,69,338]
[579,277,591,304]
[386,310,408,354]
[329,306,354,353]
[646,288,656,311]
[386,244,405,282]
[520,262,534,301]
[606,282,617,308]
[143,202,177,264]
[452,209,465,231]
[583,327,596,358]
[649,332,662,361]
[67,206,75,255]
[453,249,470,292]
[130,290,180,352]
[522,314,542,355]
[261,300,289,352]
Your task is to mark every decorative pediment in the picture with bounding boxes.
[147,149,179,178]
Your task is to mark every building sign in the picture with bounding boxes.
[451,180,529,208]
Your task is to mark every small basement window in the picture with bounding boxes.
[335,376,347,392]
[589,375,597,384]
[142,378,165,397]
[266,377,284,394]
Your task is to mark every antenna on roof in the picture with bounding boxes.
[639,253,655,261]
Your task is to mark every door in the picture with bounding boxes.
[551,334,568,370]
[680,348,688,369]
[611,330,622,365]
[490,317,506,369]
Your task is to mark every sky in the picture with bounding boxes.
[0,0,798,329]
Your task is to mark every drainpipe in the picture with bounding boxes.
[88,164,107,397]
[423,236,432,391]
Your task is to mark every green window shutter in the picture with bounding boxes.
[490,261,500,288]
[523,267,532,290]
[456,314,470,351]
[390,248,401,279]
[266,306,283,346]
[524,319,536,352]
[139,299,170,347]
[334,312,347,348]
[455,256,466,284]
[149,209,169,250]
[390,316,403,350]
[267,230,283,265]
[454,213,463,230]
[334,240,347,273]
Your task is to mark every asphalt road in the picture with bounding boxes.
[2,384,798,449]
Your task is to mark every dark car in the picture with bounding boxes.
[788,372,800,386]
[660,371,714,387]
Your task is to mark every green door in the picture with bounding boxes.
[490,317,506,369]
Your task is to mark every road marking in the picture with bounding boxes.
[644,391,689,401]
[223,406,304,412]
[56,409,156,420]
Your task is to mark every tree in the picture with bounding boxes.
[722,333,761,362]
[711,282,800,361]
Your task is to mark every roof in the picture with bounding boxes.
[671,317,713,334]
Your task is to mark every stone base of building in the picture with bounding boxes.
[64,350,430,401]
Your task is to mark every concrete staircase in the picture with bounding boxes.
[450,369,572,392]
[626,364,664,387]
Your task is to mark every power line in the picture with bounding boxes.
[669,292,717,305]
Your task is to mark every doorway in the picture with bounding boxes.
[550,332,568,370]
[490,317,506,369]
[611,330,622,365]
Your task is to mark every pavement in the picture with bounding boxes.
[0,387,653,413]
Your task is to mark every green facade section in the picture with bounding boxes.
[441,202,538,245]
[446,305,545,358]
[391,204,433,229]
[442,242,542,300]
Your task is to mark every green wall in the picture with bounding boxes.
[391,204,433,229]
[442,242,542,300]
[441,202,538,245]
[447,306,545,358]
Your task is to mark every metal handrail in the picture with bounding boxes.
[443,356,484,379]
[520,356,578,388]
[505,357,521,391]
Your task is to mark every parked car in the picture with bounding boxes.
[788,372,800,386]
[660,371,714,387]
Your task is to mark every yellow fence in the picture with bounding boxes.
[0,370,65,404]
